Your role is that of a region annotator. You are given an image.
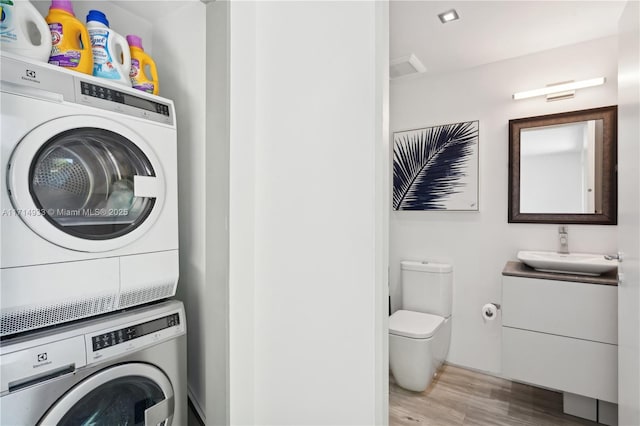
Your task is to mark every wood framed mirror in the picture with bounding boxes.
[508,105,617,224]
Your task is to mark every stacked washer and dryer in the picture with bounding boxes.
[0,52,187,425]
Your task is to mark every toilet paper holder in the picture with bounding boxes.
[482,302,501,320]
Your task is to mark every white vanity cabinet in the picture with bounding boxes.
[502,262,618,404]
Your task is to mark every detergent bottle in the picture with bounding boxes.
[86,10,130,86]
[45,0,92,74]
[0,0,52,62]
[126,35,158,95]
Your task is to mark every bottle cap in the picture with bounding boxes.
[87,10,109,27]
[50,0,74,15]
[126,35,144,50]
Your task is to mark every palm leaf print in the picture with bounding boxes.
[393,121,479,210]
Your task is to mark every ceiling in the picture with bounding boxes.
[390,1,627,77]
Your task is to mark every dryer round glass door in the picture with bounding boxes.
[8,116,166,252]
[31,128,156,240]
[38,363,175,426]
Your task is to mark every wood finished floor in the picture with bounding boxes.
[390,364,599,426]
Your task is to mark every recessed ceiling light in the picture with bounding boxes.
[438,9,459,24]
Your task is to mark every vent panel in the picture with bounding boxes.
[1,295,116,337]
[390,54,427,80]
[117,283,175,309]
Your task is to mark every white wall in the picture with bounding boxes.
[390,36,619,374]
[617,1,640,424]
[228,1,388,424]
[204,1,230,424]
[150,0,208,419]
[228,1,257,424]
[375,3,390,422]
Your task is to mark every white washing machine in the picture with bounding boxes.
[0,299,186,425]
[0,52,179,337]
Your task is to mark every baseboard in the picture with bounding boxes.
[442,361,506,380]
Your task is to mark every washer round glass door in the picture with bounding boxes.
[38,363,175,426]
[8,116,165,252]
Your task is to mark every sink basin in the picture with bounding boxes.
[517,250,618,276]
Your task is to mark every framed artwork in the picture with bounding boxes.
[393,120,479,211]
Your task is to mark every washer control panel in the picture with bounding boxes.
[86,309,185,363]
[91,312,180,351]
[0,301,185,395]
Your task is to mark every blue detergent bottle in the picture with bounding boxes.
[86,9,131,85]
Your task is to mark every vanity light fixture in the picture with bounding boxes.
[438,9,459,23]
[512,77,606,101]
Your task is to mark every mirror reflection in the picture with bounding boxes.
[520,120,603,214]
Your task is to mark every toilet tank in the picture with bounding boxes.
[401,261,453,317]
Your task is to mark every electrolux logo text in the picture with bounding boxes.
[21,69,40,84]
[33,352,52,368]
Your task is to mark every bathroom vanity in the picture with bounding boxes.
[501,261,618,425]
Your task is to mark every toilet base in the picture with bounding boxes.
[389,317,451,392]
[390,333,439,392]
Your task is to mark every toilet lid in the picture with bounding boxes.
[389,310,444,339]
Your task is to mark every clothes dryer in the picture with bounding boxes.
[0,300,187,425]
[1,53,179,336]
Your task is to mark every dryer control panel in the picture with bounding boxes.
[77,80,174,126]
[0,53,175,126]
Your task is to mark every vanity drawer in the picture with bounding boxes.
[503,327,618,403]
[502,276,617,344]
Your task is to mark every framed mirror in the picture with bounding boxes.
[509,105,617,224]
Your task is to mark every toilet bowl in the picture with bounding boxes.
[389,311,451,392]
[389,261,453,392]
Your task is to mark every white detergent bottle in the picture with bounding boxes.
[86,9,130,86]
[0,0,52,62]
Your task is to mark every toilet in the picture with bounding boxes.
[389,260,453,392]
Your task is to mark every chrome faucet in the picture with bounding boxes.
[558,226,569,254]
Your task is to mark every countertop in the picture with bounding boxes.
[502,260,618,286]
